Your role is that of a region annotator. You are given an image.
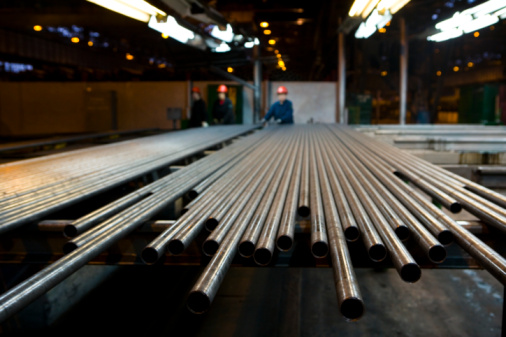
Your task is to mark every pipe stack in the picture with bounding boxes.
[0,124,505,323]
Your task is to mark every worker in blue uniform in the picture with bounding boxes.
[261,86,293,124]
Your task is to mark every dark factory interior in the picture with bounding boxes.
[0,0,506,336]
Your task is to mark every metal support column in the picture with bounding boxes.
[254,45,262,123]
[338,29,346,124]
[399,17,408,125]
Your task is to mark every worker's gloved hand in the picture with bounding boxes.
[275,119,282,124]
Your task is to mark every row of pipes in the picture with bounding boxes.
[0,124,506,322]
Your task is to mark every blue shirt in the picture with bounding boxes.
[264,100,294,124]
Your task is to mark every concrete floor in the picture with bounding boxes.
[34,265,503,337]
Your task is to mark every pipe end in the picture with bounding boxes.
[168,240,185,255]
[344,226,360,242]
[63,225,78,238]
[276,235,293,251]
[341,297,364,321]
[369,243,387,262]
[188,190,199,200]
[202,240,219,256]
[400,263,421,283]
[395,226,410,242]
[205,218,219,231]
[253,248,272,266]
[297,206,310,218]
[63,242,78,255]
[187,291,210,314]
[428,244,447,264]
[437,230,454,246]
[449,202,462,214]
[141,247,160,265]
[239,241,255,258]
[311,241,329,258]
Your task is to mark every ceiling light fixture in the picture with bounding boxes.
[87,0,166,23]
[427,0,506,42]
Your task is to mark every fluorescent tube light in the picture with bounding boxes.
[210,24,234,43]
[87,0,166,23]
[148,15,195,43]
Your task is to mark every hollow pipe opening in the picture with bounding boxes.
[62,242,78,255]
[239,241,255,258]
[395,226,410,242]
[341,297,364,321]
[449,202,463,214]
[202,240,219,256]
[369,244,387,262]
[187,291,211,314]
[168,240,185,255]
[400,263,421,283]
[63,225,78,238]
[276,235,293,251]
[437,230,454,246]
[254,248,272,266]
[311,241,329,258]
[297,206,310,218]
[205,218,219,231]
[141,247,160,265]
[344,226,360,242]
[428,245,447,264]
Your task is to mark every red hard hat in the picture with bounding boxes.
[191,87,201,93]
[217,84,228,93]
[277,86,288,94]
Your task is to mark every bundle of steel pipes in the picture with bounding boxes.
[0,125,255,234]
[1,124,506,323]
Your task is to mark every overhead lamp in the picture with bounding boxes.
[214,42,231,53]
[278,60,285,67]
[264,29,271,35]
[126,53,134,60]
[388,0,411,14]
[349,0,380,18]
[33,25,43,31]
[87,0,166,23]
[260,22,269,28]
[71,37,80,43]
[210,24,234,43]
[462,14,498,33]
[268,39,276,45]
[88,41,94,46]
[428,0,506,42]
[355,8,392,38]
[462,0,506,17]
[276,54,282,58]
[427,28,463,42]
[227,67,233,73]
[148,15,195,44]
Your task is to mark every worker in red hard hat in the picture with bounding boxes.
[261,85,293,124]
[212,84,235,124]
[189,87,208,128]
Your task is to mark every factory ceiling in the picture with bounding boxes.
[0,0,504,82]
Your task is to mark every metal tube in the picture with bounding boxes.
[253,132,301,265]
[326,128,446,263]
[203,130,296,257]
[275,137,304,251]
[318,132,387,262]
[307,132,329,258]
[313,128,364,320]
[142,129,285,262]
[297,130,310,217]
